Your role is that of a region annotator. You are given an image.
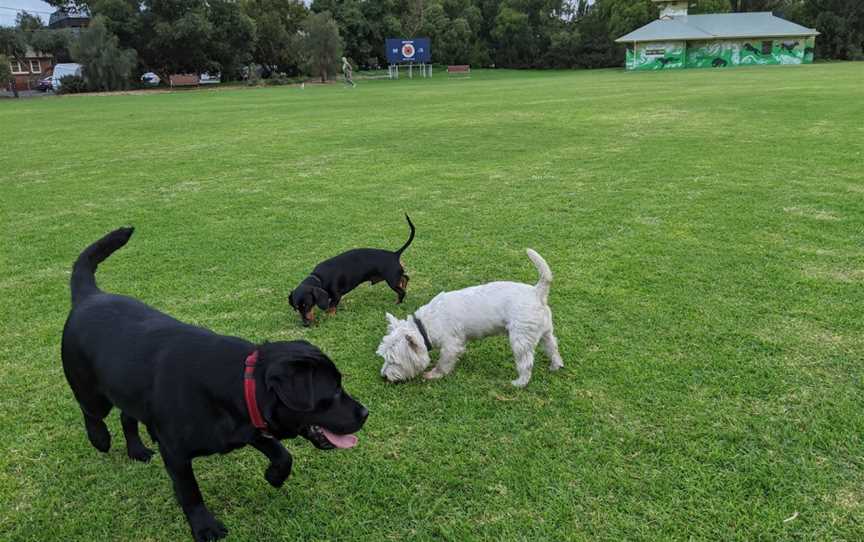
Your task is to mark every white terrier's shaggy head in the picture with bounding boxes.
[376,313,431,382]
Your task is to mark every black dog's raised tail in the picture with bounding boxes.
[71,227,135,304]
[395,214,415,256]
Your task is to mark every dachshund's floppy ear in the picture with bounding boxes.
[312,287,330,310]
[265,360,316,412]
[288,290,296,309]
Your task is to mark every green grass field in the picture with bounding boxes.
[2,63,864,541]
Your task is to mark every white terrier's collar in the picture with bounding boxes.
[411,315,433,351]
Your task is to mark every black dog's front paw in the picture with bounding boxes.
[127,444,156,463]
[265,461,292,488]
[190,510,228,542]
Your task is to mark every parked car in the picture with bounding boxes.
[141,72,160,86]
[36,75,53,92]
[199,72,221,85]
[51,63,84,91]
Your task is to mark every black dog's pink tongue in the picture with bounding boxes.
[320,428,358,449]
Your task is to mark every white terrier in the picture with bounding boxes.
[376,249,563,387]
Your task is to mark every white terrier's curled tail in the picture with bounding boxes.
[526,248,552,304]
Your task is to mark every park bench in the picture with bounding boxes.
[169,74,199,88]
[447,65,471,77]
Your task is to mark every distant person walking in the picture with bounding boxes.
[342,57,356,88]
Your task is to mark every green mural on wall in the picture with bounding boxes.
[627,37,814,71]
[686,41,734,68]
[629,42,686,70]
[739,38,806,65]
[804,36,815,63]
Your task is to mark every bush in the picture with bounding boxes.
[72,16,136,91]
[57,75,88,94]
[265,73,299,85]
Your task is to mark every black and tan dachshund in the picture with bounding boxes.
[290,214,415,326]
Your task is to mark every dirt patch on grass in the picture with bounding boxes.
[755,315,844,348]
[832,488,864,510]
[803,266,864,283]
[782,207,841,221]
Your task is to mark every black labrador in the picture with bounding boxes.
[289,214,415,326]
[61,227,368,541]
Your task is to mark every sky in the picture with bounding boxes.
[0,1,54,27]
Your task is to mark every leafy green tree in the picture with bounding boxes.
[727,0,787,10]
[87,0,145,53]
[0,54,13,96]
[29,29,74,63]
[11,10,74,64]
[72,15,137,90]
[208,0,257,78]
[312,0,401,68]
[16,11,45,31]
[302,11,344,82]
[597,0,657,40]
[0,27,27,61]
[546,25,581,68]
[143,1,214,76]
[243,0,308,74]
[492,6,535,67]
[571,4,620,68]
[690,0,731,13]
[0,28,27,96]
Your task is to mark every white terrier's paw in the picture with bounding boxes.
[423,369,444,380]
[549,360,564,371]
[510,377,530,388]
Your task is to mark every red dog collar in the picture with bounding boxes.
[244,351,270,435]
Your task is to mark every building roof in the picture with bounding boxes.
[49,8,90,29]
[616,12,819,43]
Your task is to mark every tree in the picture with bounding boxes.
[727,0,786,10]
[29,29,74,64]
[546,25,581,68]
[302,11,344,82]
[72,15,137,91]
[690,0,731,13]
[0,54,13,96]
[88,0,146,54]
[208,0,257,79]
[143,2,214,77]
[492,6,536,67]
[0,28,27,97]
[311,0,401,68]
[16,11,45,31]
[243,0,308,74]
[794,0,864,60]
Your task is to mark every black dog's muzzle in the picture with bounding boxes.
[301,425,336,450]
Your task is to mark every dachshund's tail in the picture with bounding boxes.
[395,214,415,256]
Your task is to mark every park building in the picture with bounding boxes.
[616,0,819,71]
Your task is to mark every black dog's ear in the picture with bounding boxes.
[312,287,330,310]
[288,290,296,309]
[265,361,316,412]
